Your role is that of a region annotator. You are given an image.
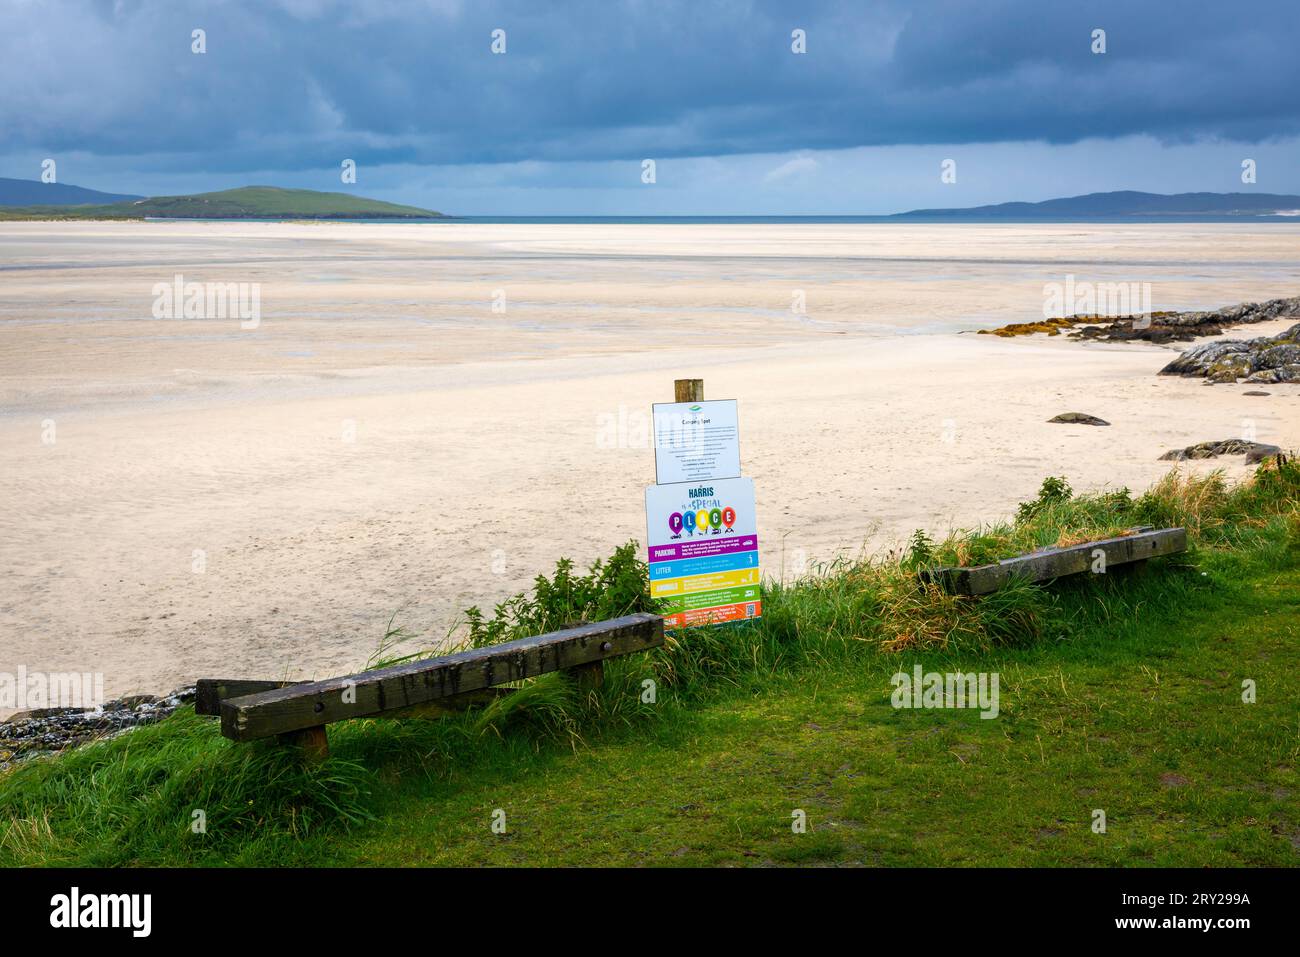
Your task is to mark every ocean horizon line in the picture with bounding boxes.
[138,213,1300,225]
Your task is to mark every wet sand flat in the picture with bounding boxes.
[2,220,1298,707]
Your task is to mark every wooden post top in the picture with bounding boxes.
[674,379,704,402]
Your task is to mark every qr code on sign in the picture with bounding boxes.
[745,603,756,617]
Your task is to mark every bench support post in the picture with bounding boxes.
[567,660,605,690]
[278,725,329,760]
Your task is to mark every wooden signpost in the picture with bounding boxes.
[675,378,704,403]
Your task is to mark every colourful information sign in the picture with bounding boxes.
[645,477,761,629]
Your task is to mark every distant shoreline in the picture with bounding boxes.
[0,214,454,224]
[4,213,1300,225]
[7,186,1300,224]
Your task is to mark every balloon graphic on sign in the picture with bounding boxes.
[722,506,736,529]
[682,510,697,533]
[708,507,722,529]
[668,512,683,535]
[695,509,711,532]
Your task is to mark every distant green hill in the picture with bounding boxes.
[892,190,1300,219]
[0,176,142,206]
[0,185,444,220]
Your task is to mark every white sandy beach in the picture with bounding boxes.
[1,220,1298,708]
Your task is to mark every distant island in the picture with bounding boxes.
[0,176,142,206]
[4,181,1299,222]
[892,190,1300,219]
[0,183,445,220]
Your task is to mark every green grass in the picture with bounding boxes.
[338,561,1300,867]
[2,462,1298,867]
[0,186,443,221]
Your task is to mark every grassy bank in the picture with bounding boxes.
[2,462,1297,867]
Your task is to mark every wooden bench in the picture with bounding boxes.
[196,612,664,756]
[921,527,1187,596]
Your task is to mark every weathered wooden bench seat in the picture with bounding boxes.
[921,527,1187,596]
[196,612,664,754]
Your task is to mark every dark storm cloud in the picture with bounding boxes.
[3,0,1297,173]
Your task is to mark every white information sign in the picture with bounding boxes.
[652,399,741,485]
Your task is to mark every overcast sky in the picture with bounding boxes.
[4,0,1299,214]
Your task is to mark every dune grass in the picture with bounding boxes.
[2,459,1297,867]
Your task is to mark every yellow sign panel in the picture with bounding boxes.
[650,566,760,598]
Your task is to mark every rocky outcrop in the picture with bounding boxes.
[1158,322,1300,383]
[0,687,194,769]
[1071,296,1300,343]
[1158,439,1284,464]
[979,295,1300,343]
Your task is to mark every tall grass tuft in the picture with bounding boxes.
[0,709,373,865]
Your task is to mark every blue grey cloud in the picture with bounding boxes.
[3,0,1297,176]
